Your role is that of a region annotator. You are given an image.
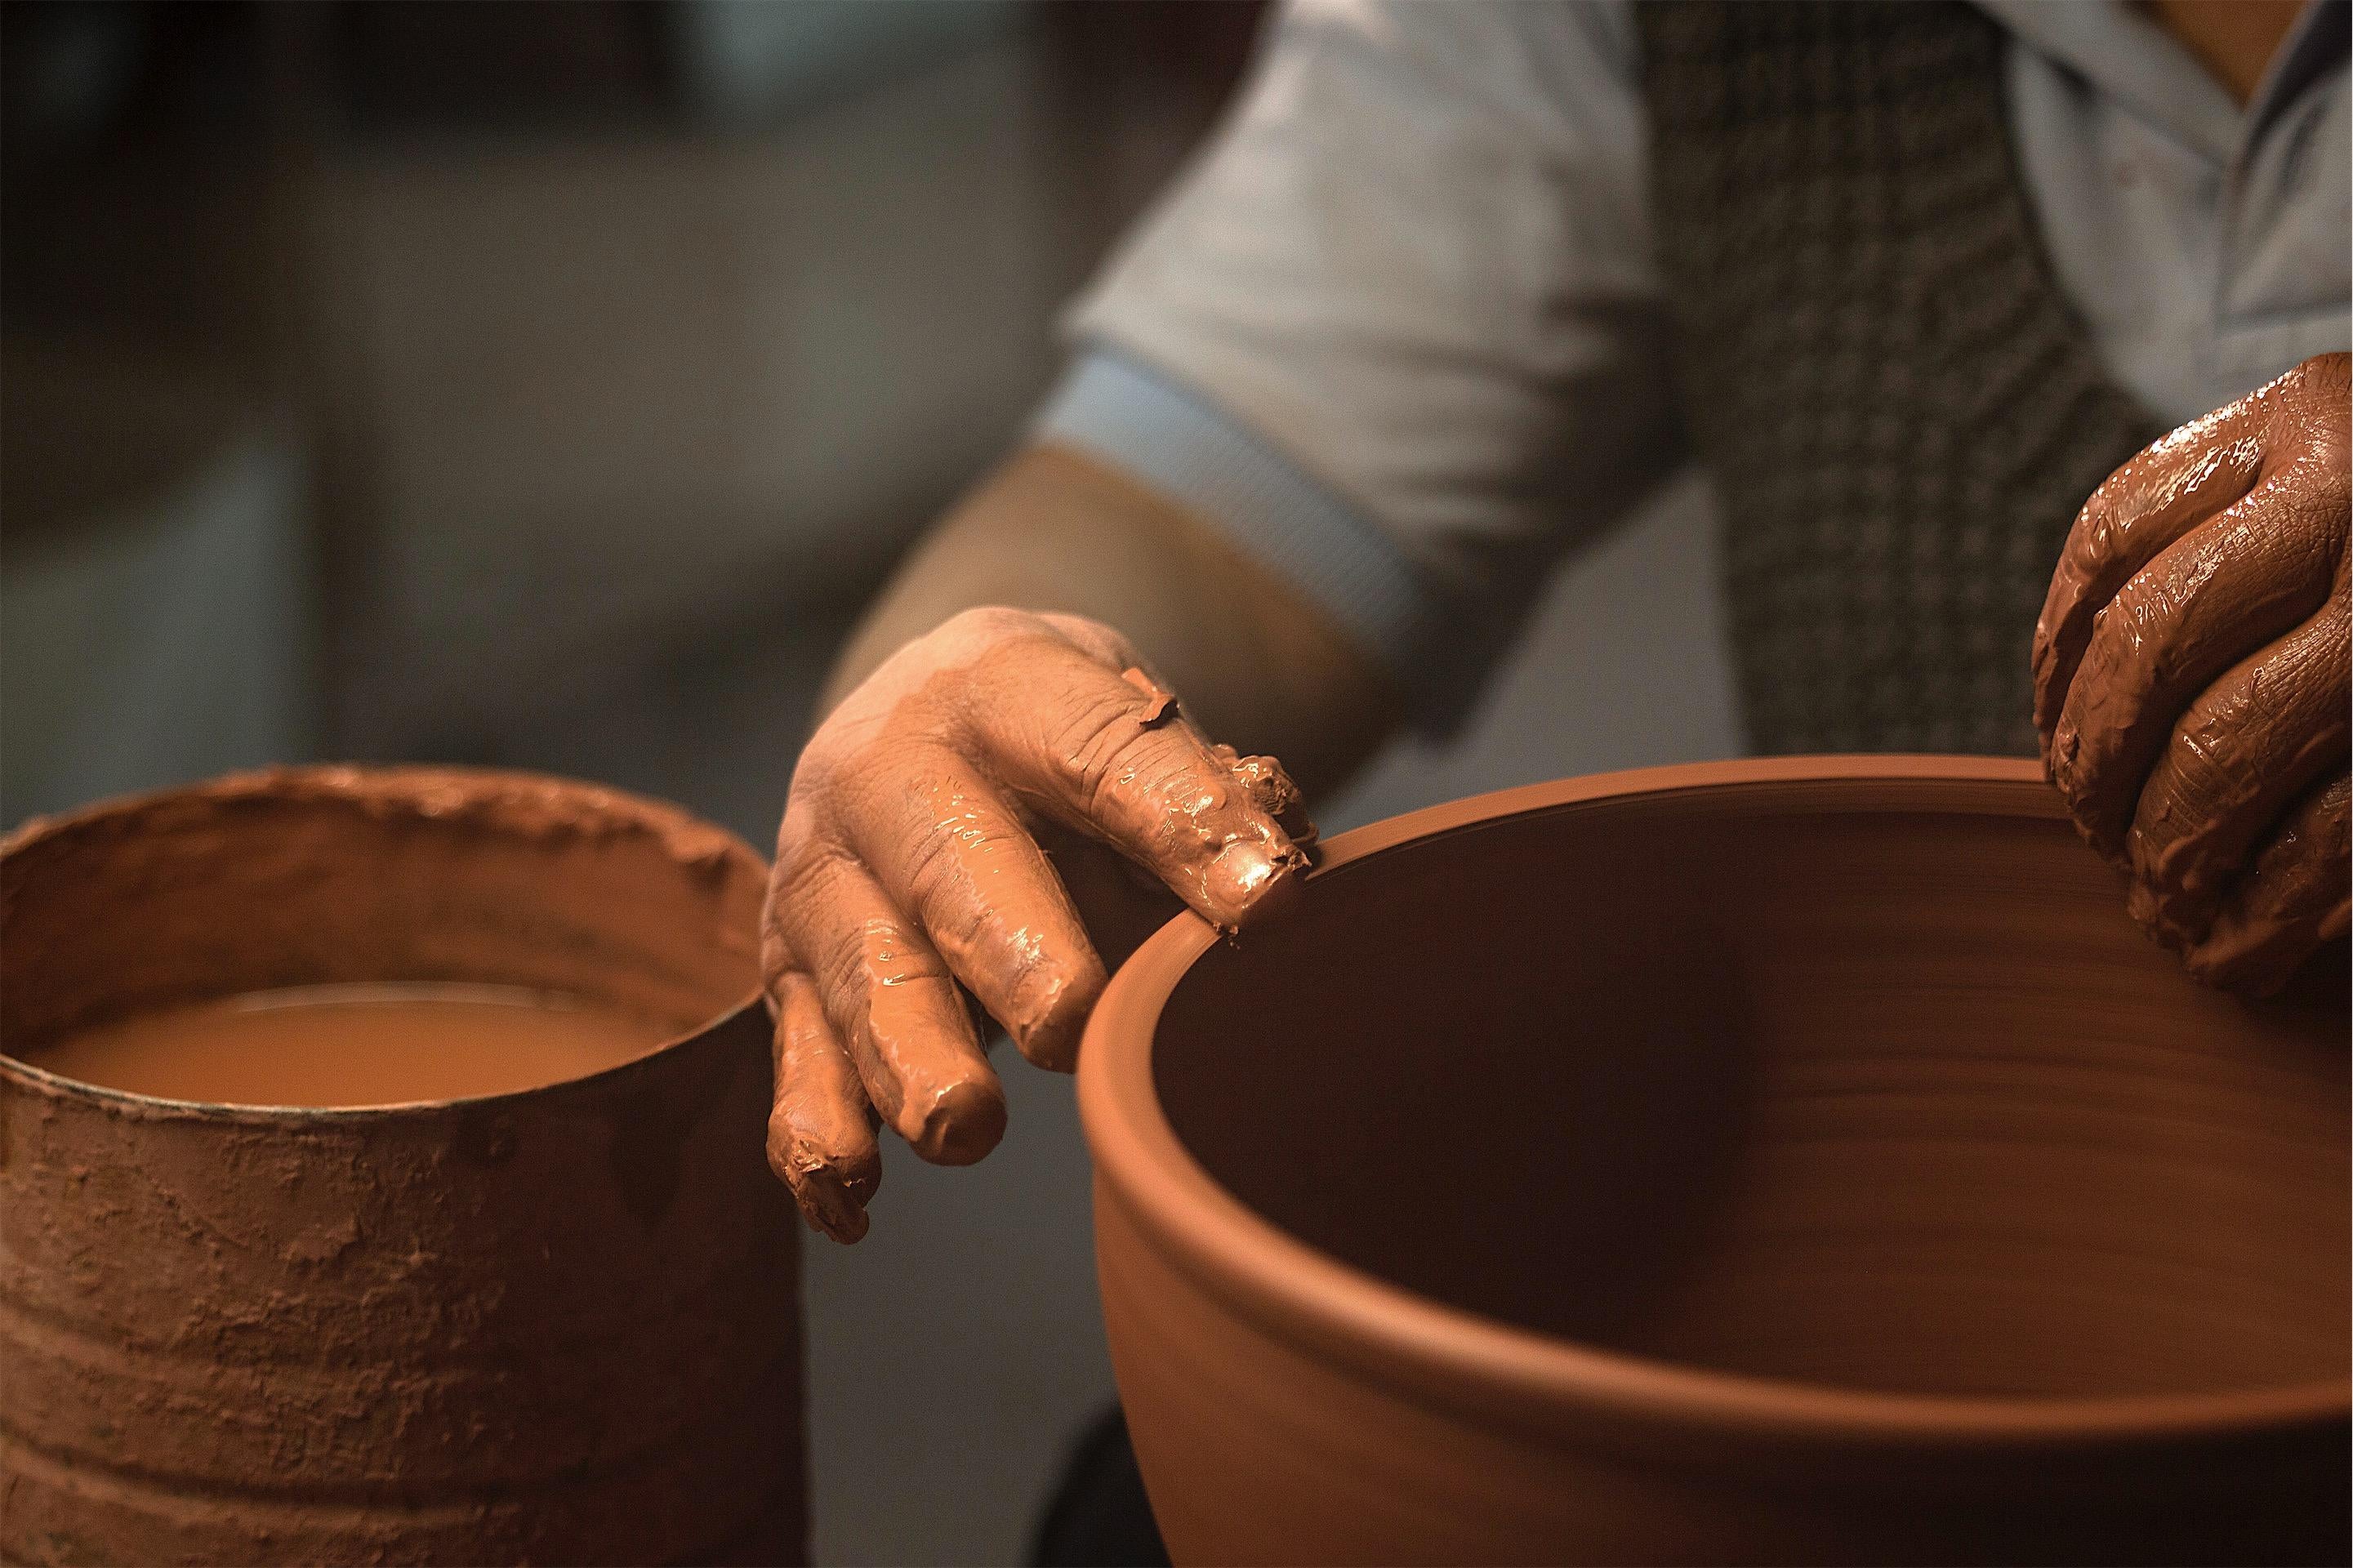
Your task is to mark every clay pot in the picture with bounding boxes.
[1080,757,2349,1566]
[0,768,804,1566]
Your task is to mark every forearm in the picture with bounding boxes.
[824,442,1401,800]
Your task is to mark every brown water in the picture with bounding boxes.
[24,984,673,1107]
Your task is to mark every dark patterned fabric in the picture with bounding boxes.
[1638,1,2161,755]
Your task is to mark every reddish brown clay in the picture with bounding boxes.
[2033,352,2351,992]
[0,767,805,1566]
[29,987,672,1107]
[1079,756,2351,1566]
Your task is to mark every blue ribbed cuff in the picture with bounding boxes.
[1034,350,1461,722]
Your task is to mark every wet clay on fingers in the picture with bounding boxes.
[762,607,1309,1241]
[2035,353,2351,992]
[1,768,806,1566]
[1080,759,2350,1565]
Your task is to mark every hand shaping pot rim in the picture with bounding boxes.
[0,764,771,1125]
[1076,753,2351,1454]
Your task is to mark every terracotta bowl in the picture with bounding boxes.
[1078,757,2349,1566]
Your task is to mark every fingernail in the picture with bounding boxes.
[1009,964,1103,1074]
[907,1079,1007,1165]
[773,1145,871,1244]
[1203,838,1306,925]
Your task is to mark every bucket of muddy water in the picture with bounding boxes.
[1,767,803,1566]
[1081,757,2349,1565]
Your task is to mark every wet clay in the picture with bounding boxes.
[1080,758,2351,1566]
[762,607,1308,1242]
[2034,353,2351,991]
[0,767,805,1566]
[28,985,671,1108]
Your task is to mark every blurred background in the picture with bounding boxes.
[1,2,1738,1560]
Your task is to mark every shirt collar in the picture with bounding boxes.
[1976,0,2252,164]
[2251,0,2350,142]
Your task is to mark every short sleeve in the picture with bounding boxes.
[1040,0,1687,724]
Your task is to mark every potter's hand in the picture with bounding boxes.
[2034,353,2350,995]
[760,607,1312,1241]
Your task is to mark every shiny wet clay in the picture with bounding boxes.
[26,983,672,1107]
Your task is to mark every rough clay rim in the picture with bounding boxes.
[1077,755,2351,1449]
[0,764,771,1124]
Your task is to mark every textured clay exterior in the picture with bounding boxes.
[1079,757,2350,1566]
[0,768,806,1566]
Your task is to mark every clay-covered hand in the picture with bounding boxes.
[760,608,1313,1241]
[2034,353,2350,995]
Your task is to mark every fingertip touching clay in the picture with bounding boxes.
[762,607,1315,1241]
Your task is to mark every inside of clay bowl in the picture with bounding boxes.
[1,768,768,1070]
[1152,768,2350,1402]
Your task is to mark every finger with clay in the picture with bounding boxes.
[760,608,1313,1241]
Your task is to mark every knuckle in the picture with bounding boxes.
[1033,610,1132,665]
[811,911,872,994]
[794,713,877,787]
[1067,712,1228,845]
[759,915,794,993]
[898,823,1018,954]
[941,604,1026,635]
[760,845,818,987]
[2128,826,2197,920]
[2072,477,2127,551]
[935,604,1045,654]
[769,817,834,915]
[1053,692,1162,796]
[2289,352,2347,401]
[769,847,860,973]
[899,826,965,908]
[2043,722,2111,844]
[2049,746,2095,815]
[822,915,947,1000]
[2094,574,2165,661]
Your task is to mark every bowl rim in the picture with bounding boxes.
[1076,754,2351,1450]
[0,763,771,1121]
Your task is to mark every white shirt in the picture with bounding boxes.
[1036,0,2351,723]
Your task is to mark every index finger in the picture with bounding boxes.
[951,633,1311,931]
